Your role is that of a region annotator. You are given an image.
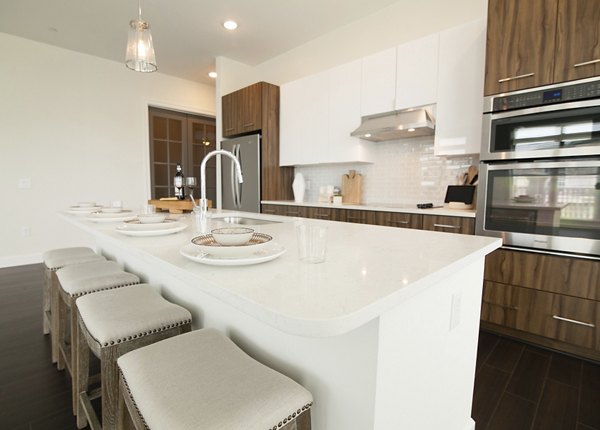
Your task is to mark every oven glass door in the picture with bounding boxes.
[477,159,600,256]
[482,100,600,161]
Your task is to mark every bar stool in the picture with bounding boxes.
[56,260,140,413]
[75,284,192,430]
[117,328,313,430]
[42,247,106,363]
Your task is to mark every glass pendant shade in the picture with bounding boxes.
[125,19,157,73]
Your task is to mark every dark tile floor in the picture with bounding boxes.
[473,330,600,430]
[2,264,600,430]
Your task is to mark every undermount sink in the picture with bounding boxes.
[215,216,281,226]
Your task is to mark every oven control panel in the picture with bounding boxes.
[492,80,600,111]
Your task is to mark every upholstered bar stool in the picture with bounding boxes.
[56,260,140,413]
[42,247,106,364]
[75,284,192,430]
[117,328,313,430]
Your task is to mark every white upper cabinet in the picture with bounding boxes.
[327,60,373,164]
[360,48,397,117]
[280,62,373,166]
[434,18,486,156]
[395,33,439,111]
[280,71,329,166]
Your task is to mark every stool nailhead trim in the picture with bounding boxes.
[70,281,139,298]
[269,403,313,430]
[103,319,192,347]
[120,369,151,430]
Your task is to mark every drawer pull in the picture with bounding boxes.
[315,213,330,219]
[287,211,300,216]
[573,58,600,68]
[552,315,595,328]
[482,300,519,311]
[347,216,365,221]
[243,123,254,127]
[433,223,460,230]
[225,127,234,131]
[498,72,535,83]
[388,220,409,225]
[263,210,275,214]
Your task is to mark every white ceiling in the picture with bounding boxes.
[0,0,402,85]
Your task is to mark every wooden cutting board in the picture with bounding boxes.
[342,170,362,204]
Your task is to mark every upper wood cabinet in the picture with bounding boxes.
[484,0,600,96]
[222,83,263,137]
[554,0,600,82]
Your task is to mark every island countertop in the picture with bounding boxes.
[61,209,500,337]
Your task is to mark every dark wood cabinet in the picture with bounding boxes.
[222,82,294,201]
[422,215,475,235]
[481,248,600,361]
[377,211,423,229]
[484,0,557,95]
[484,0,600,95]
[306,207,344,222]
[261,204,307,218]
[554,0,600,83]
[342,209,378,225]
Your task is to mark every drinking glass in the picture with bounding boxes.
[186,177,198,202]
[296,224,328,264]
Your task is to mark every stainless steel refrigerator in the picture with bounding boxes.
[221,134,261,212]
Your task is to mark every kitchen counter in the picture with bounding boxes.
[262,199,477,218]
[61,209,500,430]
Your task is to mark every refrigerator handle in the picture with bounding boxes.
[235,144,243,209]
[230,146,238,209]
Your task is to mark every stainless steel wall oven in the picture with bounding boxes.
[477,77,600,257]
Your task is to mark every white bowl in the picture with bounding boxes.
[211,227,254,246]
[77,202,96,208]
[101,207,123,213]
[137,213,167,224]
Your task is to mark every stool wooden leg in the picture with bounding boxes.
[76,315,90,429]
[296,410,312,430]
[56,292,68,371]
[43,268,52,335]
[101,346,120,430]
[117,377,137,430]
[50,272,60,364]
[70,299,78,415]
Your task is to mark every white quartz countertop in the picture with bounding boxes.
[61,209,499,337]
[261,200,476,218]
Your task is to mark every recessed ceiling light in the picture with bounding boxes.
[364,133,372,138]
[407,128,416,132]
[223,20,238,30]
[208,71,218,79]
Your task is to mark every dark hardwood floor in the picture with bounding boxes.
[474,330,600,430]
[1,264,600,430]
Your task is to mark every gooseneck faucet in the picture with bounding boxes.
[198,149,243,221]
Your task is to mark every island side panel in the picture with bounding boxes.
[96,236,381,430]
[373,259,484,430]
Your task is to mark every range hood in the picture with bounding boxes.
[350,106,435,142]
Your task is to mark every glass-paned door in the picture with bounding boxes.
[188,118,217,203]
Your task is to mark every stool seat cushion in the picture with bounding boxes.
[43,247,105,270]
[57,261,139,297]
[118,328,313,430]
[76,284,191,347]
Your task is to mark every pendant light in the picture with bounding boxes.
[125,0,157,73]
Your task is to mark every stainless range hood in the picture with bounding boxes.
[351,106,435,142]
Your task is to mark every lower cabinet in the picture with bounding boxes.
[481,248,600,361]
[262,204,307,218]
[377,211,422,229]
[422,215,475,235]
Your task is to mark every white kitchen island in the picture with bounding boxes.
[61,210,501,430]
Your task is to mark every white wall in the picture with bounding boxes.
[218,0,487,93]
[0,32,215,267]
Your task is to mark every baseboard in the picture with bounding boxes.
[0,253,43,268]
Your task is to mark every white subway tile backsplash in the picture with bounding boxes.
[295,136,477,205]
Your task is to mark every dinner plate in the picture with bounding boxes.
[86,211,137,222]
[190,233,272,257]
[67,205,103,214]
[179,243,285,266]
[115,221,187,236]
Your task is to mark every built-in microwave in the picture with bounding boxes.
[475,158,600,257]
[481,77,600,162]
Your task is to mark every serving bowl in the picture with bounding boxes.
[137,213,167,224]
[211,227,254,246]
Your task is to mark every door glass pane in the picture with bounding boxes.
[169,141,183,165]
[168,119,183,141]
[153,140,167,162]
[153,117,167,140]
[154,164,169,186]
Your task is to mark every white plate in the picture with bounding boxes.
[67,205,103,214]
[190,233,272,257]
[179,243,285,266]
[86,211,137,222]
[116,221,187,236]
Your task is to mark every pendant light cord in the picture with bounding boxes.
[138,0,142,20]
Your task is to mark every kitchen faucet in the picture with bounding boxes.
[197,149,243,222]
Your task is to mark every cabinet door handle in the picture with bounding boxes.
[243,122,254,127]
[225,127,234,131]
[573,58,600,68]
[498,72,535,83]
[347,216,365,221]
[287,211,300,216]
[433,223,460,230]
[263,209,275,214]
[552,315,595,328]
[391,220,409,225]
[315,212,330,219]
[482,300,519,311]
